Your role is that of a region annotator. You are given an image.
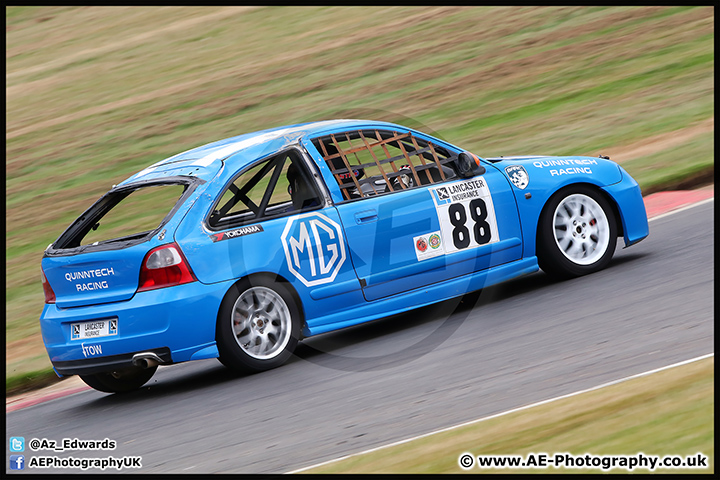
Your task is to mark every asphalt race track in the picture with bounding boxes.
[6,201,713,474]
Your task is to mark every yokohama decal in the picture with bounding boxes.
[211,225,264,242]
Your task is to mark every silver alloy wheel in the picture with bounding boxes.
[552,193,610,266]
[231,286,292,360]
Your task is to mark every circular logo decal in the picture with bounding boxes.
[429,233,441,249]
[416,238,428,252]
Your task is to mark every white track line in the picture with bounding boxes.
[286,353,714,473]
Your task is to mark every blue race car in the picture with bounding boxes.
[39,120,648,392]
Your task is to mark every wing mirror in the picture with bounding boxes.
[457,152,486,178]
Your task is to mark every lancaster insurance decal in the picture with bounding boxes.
[429,178,499,255]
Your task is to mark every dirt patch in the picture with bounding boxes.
[6,334,46,365]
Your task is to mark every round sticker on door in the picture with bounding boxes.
[416,238,428,252]
[429,233,442,249]
[413,231,445,262]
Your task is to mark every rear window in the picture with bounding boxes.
[52,182,189,251]
[81,185,186,246]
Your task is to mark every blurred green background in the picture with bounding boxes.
[5,6,714,389]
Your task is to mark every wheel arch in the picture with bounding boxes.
[535,181,623,252]
[217,271,306,339]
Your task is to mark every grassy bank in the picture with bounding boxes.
[6,7,714,388]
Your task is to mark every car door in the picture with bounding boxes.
[303,127,523,302]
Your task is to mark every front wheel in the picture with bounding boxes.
[216,278,301,373]
[79,365,157,393]
[537,186,618,279]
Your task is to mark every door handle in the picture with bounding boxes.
[354,210,378,224]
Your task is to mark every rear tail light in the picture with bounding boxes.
[138,243,197,292]
[41,269,56,304]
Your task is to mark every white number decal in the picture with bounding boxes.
[430,178,499,254]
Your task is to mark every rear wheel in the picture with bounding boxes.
[216,277,301,373]
[79,365,157,393]
[537,186,617,279]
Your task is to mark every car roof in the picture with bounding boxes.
[119,119,404,186]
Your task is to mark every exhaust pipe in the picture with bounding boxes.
[132,352,164,369]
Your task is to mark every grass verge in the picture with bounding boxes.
[6,368,63,397]
[298,356,714,474]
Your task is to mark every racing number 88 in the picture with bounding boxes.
[448,199,491,250]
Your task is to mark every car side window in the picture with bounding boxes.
[310,129,458,201]
[208,150,322,229]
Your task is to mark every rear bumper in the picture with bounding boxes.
[52,347,172,376]
[40,279,234,374]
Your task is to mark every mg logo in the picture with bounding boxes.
[281,212,346,287]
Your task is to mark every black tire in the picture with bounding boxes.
[79,365,157,393]
[537,185,618,280]
[216,277,301,373]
